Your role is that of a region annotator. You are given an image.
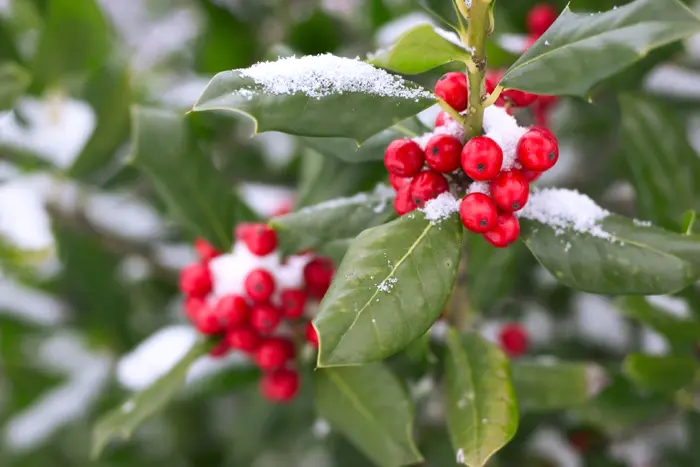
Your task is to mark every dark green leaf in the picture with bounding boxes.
[91,339,211,459]
[520,214,700,295]
[302,117,426,163]
[315,211,462,367]
[615,296,700,343]
[418,0,458,28]
[623,354,698,393]
[130,106,255,250]
[444,329,518,467]
[191,57,435,142]
[512,360,608,412]
[32,0,112,87]
[0,62,30,110]
[69,59,131,182]
[682,210,697,235]
[316,239,352,265]
[500,0,700,97]
[271,186,396,256]
[618,93,700,231]
[314,364,423,467]
[368,24,471,74]
[466,235,519,312]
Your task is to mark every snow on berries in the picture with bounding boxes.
[178,230,335,404]
[384,71,561,248]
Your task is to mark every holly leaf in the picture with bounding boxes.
[91,339,210,459]
[618,93,700,231]
[368,24,471,74]
[191,56,435,143]
[615,296,700,343]
[314,364,423,467]
[301,116,426,163]
[444,329,518,467]
[520,215,700,295]
[623,354,698,394]
[512,360,608,412]
[130,106,256,250]
[270,186,396,256]
[315,211,462,367]
[499,0,700,97]
[0,62,30,110]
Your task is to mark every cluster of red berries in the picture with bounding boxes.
[179,225,334,403]
[385,71,560,248]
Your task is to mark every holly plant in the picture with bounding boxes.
[3,0,700,466]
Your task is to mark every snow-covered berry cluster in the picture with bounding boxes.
[178,225,334,403]
[385,73,560,248]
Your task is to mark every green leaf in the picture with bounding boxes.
[130,106,255,250]
[682,210,697,235]
[615,296,700,343]
[368,24,470,74]
[499,0,700,97]
[418,0,458,28]
[302,117,426,163]
[444,329,518,467]
[0,62,30,110]
[191,56,435,142]
[32,0,112,86]
[69,58,131,182]
[314,364,423,467]
[623,354,698,393]
[316,238,352,265]
[618,94,700,231]
[520,215,700,295]
[512,360,608,412]
[466,235,519,312]
[315,212,462,367]
[91,339,210,459]
[270,186,396,256]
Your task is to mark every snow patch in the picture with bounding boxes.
[482,105,527,171]
[572,293,631,352]
[419,192,459,223]
[236,54,433,100]
[644,64,700,99]
[0,278,65,326]
[433,27,474,54]
[375,12,434,47]
[238,183,295,219]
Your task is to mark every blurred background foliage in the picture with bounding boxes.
[1,0,700,466]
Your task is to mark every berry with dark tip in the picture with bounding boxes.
[409,171,449,208]
[483,213,521,248]
[244,269,276,303]
[394,184,417,215]
[491,170,530,212]
[280,289,307,319]
[255,337,296,371]
[460,193,498,233]
[461,136,504,181]
[384,139,425,177]
[241,223,278,256]
[215,294,250,328]
[517,127,559,171]
[250,303,281,334]
[425,134,462,173]
[434,72,469,112]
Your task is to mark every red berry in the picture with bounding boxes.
[255,337,295,371]
[483,213,520,248]
[384,139,424,177]
[524,34,539,51]
[250,303,281,334]
[434,72,469,112]
[241,223,278,256]
[184,296,205,322]
[394,183,417,215]
[260,368,300,403]
[280,288,307,318]
[235,222,254,240]
[215,294,250,328]
[523,170,542,182]
[272,202,293,217]
[410,171,449,208]
[194,238,220,262]
[461,136,503,181]
[569,430,592,452]
[502,89,538,107]
[527,3,557,36]
[209,339,230,358]
[306,321,319,347]
[459,193,498,233]
[244,268,276,302]
[517,128,559,171]
[424,134,462,173]
[195,304,224,335]
[226,326,260,352]
[498,323,529,357]
[304,257,334,299]
[434,110,452,128]
[389,173,412,191]
[491,170,529,212]
[179,263,212,297]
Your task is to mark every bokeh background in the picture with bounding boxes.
[2,0,700,466]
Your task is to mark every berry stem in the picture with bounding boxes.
[463,0,491,139]
[437,98,467,125]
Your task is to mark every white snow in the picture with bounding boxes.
[572,293,632,352]
[375,12,434,48]
[467,181,491,196]
[85,192,166,241]
[312,419,332,438]
[433,27,474,54]
[527,427,582,467]
[419,193,460,223]
[154,243,199,271]
[640,326,670,355]
[645,295,691,319]
[482,105,527,171]
[293,184,394,216]
[0,96,96,169]
[236,54,433,100]
[157,75,210,109]
[497,34,529,54]
[518,188,612,239]
[0,178,54,250]
[238,183,295,218]
[644,64,700,99]
[0,278,66,326]
[252,132,298,168]
[412,118,466,150]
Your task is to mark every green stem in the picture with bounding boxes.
[438,98,467,125]
[463,0,491,139]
